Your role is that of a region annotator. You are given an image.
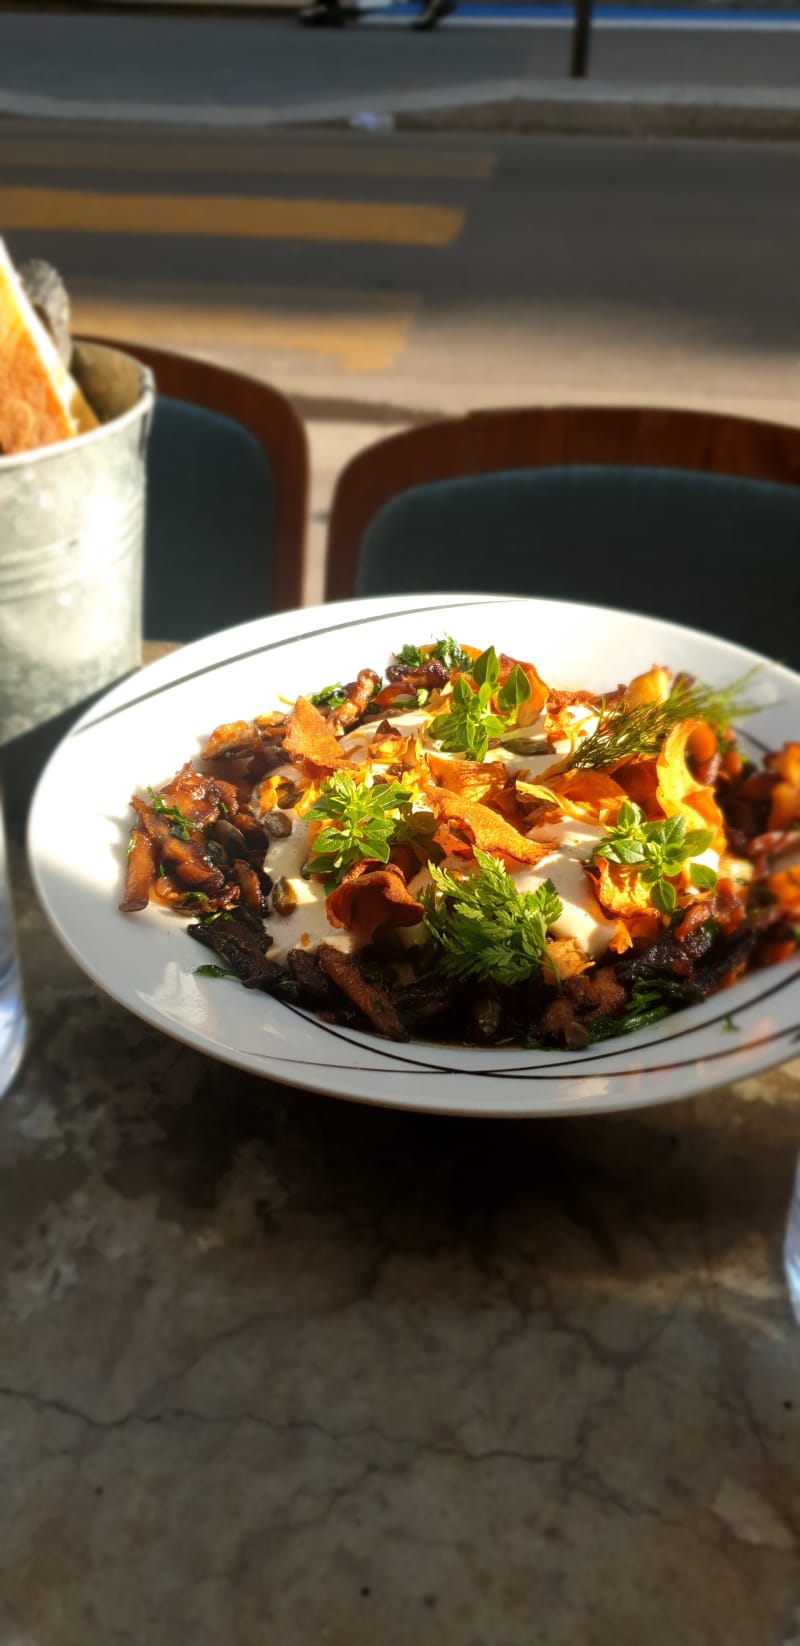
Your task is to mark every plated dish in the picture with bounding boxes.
[29,595,800,1116]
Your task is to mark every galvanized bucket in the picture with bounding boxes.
[0,340,154,746]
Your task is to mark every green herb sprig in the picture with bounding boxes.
[592,801,716,916]
[422,849,562,985]
[567,670,760,772]
[396,637,470,674]
[309,683,349,711]
[428,646,532,763]
[306,774,413,887]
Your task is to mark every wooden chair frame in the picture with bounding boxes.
[325,405,800,603]
[81,338,309,612]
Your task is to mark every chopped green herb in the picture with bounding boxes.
[395,637,470,674]
[422,849,562,986]
[568,670,761,772]
[396,643,424,669]
[309,683,349,711]
[147,787,194,841]
[180,891,211,906]
[721,1013,740,1033]
[428,646,531,763]
[126,833,135,857]
[306,773,413,887]
[194,964,236,980]
[593,801,716,917]
[431,636,470,673]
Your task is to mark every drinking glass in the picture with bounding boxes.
[785,1158,800,1323]
[0,793,26,1098]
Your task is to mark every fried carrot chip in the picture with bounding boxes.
[326,861,424,941]
[766,865,800,911]
[427,752,511,807]
[425,788,549,865]
[656,719,726,851]
[608,920,634,954]
[517,769,628,824]
[546,937,594,982]
[765,742,800,831]
[614,759,661,819]
[284,696,347,773]
[626,665,672,707]
[589,857,661,919]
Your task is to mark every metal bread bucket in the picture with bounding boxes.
[0,340,154,746]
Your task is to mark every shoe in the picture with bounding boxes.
[298,1,346,24]
[412,0,454,28]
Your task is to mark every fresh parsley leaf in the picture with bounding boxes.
[309,683,349,710]
[306,774,413,887]
[431,636,470,673]
[422,849,563,986]
[395,637,470,673]
[427,646,528,763]
[396,643,424,668]
[593,802,716,916]
[147,788,194,841]
[194,964,236,980]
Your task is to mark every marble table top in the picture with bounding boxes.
[2,655,800,1645]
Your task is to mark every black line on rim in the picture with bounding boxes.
[236,970,800,1080]
[72,599,510,736]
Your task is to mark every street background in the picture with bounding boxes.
[1,8,799,598]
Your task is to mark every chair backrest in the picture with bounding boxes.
[325,406,800,666]
[82,339,309,641]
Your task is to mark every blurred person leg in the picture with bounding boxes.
[412,0,454,29]
[298,0,349,25]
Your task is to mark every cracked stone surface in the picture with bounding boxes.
[2,848,800,1646]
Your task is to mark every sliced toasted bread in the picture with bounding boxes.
[0,237,99,456]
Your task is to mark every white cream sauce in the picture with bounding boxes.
[262,818,356,961]
[255,704,608,965]
[518,819,617,958]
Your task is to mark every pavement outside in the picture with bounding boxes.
[2,10,800,135]
[1,11,798,591]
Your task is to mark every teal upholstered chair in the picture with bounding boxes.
[88,341,309,641]
[325,407,800,671]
